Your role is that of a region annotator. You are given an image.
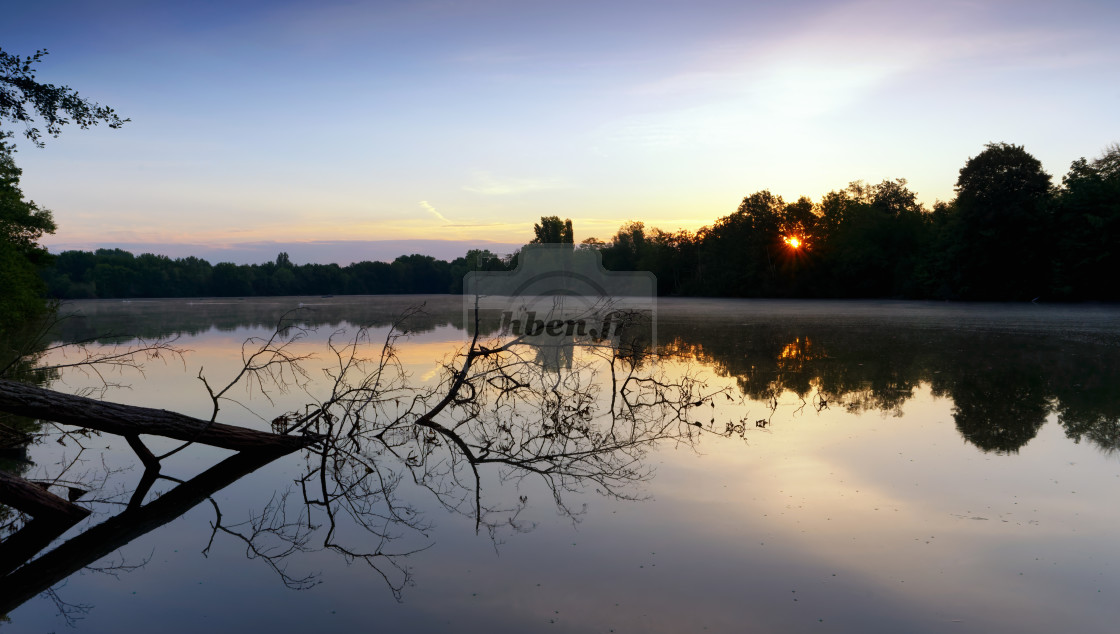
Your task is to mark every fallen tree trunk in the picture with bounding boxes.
[0,515,81,578]
[0,470,90,524]
[0,449,285,615]
[0,378,315,453]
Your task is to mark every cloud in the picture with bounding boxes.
[415,201,524,232]
[605,0,1097,146]
[419,200,450,223]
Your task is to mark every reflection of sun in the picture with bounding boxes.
[783,235,802,249]
[778,337,812,361]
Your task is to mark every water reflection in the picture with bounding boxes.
[3,297,1118,631]
[279,305,715,592]
[0,450,282,622]
[41,297,1120,456]
[652,305,1120,454]
[2,301,719,619]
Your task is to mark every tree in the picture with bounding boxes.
[696,191,786,296]
[947,143,1053,300]
[0,47,127,336]
[1,48,128,148]
[1051,144,1120,299]
[782,195,817,241]
[813,180,931,298]
[211,262,253,297]
[643,228,698,295]
[0,137,56,329]
[530,216,574,244]
[600,220,648,272]
[0,140,54,256]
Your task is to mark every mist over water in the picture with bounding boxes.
[7,297,1119,633]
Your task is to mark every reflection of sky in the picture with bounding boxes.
[650,393,1119,632]
[16,299,1120,632]
[3,1,1120,259]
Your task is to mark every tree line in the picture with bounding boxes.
[4,48,1118,305]
[4,45,1120,337]
[584,142,1119,301]
[39,249,510,299]
[34,141,1120,302]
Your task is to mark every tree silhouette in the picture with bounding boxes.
[0,48,128,148]
[1052,144,1120,299]
[0,139,56,330]
[29,140,1120,302]
[1,46,127,338]
[530,216,574,244]
[947,143,1053,300]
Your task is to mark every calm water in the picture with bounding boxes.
[4,296,1120,633]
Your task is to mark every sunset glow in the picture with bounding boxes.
[3,1,1117,264]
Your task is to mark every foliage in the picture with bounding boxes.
[0,138,55,331]
[599,220,648,273]
[944,142,1053,300]
[574,142,1111,302]
[810,179,932,298]
[1051,144,1120,300]
[40,249,518,299]
[0,46,126,338]
[0,48,128,148]
[530,216,573,244]
[33,140,1120,303]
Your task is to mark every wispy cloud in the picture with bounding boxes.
[419,200,450,223]
[417,200,528,232]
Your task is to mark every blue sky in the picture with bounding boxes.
[3,0,1118,263]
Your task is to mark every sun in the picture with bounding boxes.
[783,235,802,249]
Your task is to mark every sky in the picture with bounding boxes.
[3,0,1118,264]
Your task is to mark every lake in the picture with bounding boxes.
[3,296,1119,633]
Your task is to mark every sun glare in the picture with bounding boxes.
[783,235,802,249]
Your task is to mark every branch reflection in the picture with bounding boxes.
[1,304,723,619]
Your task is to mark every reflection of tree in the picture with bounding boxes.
[281,306,722,583]
[945,369,1050,454]
[43,300,1120,459]
[0,312,323,621]
[0,305,723,619]
[0,312,314,622]
[45,296,500,343]
[662,324,923,416]
[656,314,1120,454]
[57,300,1120,457]
[1052,355,1120,452]
[8,301,1118,622]
[0,449,286,619]
[1,314,65,540]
